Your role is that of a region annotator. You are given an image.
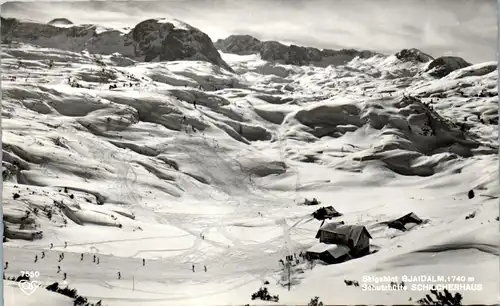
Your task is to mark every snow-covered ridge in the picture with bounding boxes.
[215,34,379,67]
[156,17,193,31]
[0,16,233,71]
[215,36,478,82]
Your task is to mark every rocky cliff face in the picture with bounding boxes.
[395,48,434,63]
[1,17,233,72]
[214,34,378,67]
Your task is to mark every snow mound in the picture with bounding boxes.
[444,61,497,80]
[47,18,73,26]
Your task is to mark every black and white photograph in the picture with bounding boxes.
[0,0,498,305]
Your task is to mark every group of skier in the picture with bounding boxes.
[6,236,211,282]
[191,264,207,273]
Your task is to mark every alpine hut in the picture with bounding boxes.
[316,224,372,257]
[305,243,351,264]
[312,206,342,220]
[387,212,423,232]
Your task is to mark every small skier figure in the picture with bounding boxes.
[192,264,195,272]
[41,252,45,259]
[93,255,96,263]
[64,241,67,248]
[204,265,207,272]
[57,266,61,273]
[34,255,38,263]
[193,100,197,109]
[81,253,84,261]
[50,243,53,249]
[4,262,8,270]
[142,259,145,266]
[117,272,121,279]
[63,272,67,280]
[96,258,99,264]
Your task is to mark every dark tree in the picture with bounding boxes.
[467,189,475,199]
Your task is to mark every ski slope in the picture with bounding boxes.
[1,39,499,306]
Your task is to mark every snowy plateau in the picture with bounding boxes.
[1,17,499,306]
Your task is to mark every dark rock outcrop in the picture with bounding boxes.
[395,48,434,63]
[215,34,378,67]
[215,35,262,55]
[1,17,233,71]
[425,56,471,78]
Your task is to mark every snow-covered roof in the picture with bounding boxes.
[308,242,335,253]
[390,212,422,225]
[324,225,372,246]
[319,220,345,232]
[307,243,351,258]
[330,225,352,236]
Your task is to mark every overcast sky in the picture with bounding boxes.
[1,0,497,63]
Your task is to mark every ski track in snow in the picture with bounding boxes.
[1,38,499,306]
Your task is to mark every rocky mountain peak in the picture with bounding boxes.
[0,17,233,72]
[395,48,434,63]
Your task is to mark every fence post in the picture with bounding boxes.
[287,262,291,291]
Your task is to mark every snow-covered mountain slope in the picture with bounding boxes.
[1,22,499,306]
[1,17,233,71]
